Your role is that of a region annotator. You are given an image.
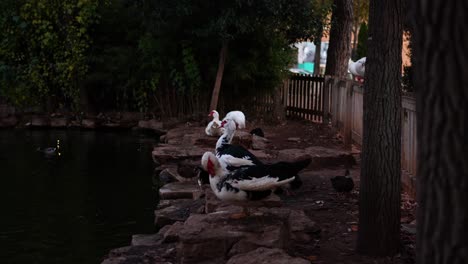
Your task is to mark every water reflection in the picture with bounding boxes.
[0,129,158,264]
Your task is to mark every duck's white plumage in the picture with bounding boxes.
[223,110,246,129]
[205,110,223,136]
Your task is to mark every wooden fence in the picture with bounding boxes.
[281,74,325,122]
[325,76,418,193]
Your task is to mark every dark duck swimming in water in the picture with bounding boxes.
[330,169,354,192]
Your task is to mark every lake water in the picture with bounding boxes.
[0,129,158,264]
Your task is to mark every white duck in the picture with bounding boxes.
[202,151,308,218]
[205,110,246,137]
[223,110,246,129]
[205,110,223,136]
[348,57,366,81]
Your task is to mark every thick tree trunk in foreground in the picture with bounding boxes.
[411,1,468,263]
[209,42,228,112]
[324,0,353,78]
[356,0,402,256]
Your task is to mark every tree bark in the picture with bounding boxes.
[324,0,353,78]
[209,41,228,112]
[356,0,402,257]
[411,1,468,263]
[313,24,323,75]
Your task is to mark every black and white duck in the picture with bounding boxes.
[201,151,310,218]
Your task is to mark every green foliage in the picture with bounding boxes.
[0,0,102,110]
[1,0,322,115]
[356,22,368,59]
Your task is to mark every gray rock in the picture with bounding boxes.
[251,134,269,150]
[287,137,301,142]
[231,131,253,150]
[0,116,18,127]
[102,244,176,264]
[82,118,97,129]
[154,199,204,228]
[159,168,192,185]
[226,247,310,264]
[163,221,184,243]
[152,144,211,165]
[176,210,290,264]
[50,117,68,128]
[138,119,164,131]
[31,115,49,127]
[276,146,355,169]
[159,182,202,200]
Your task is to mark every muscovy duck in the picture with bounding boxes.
[331,169,354,192]
[202,152,308,218]
[215,119,262,172]
[206,110,246,137]
[205,110,223,136]
[223,110,246,129]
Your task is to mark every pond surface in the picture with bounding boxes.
[0,129,158,264]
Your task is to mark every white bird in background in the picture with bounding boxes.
[205,110,223,136]
[205,110,246,137]
[348,57,366,82]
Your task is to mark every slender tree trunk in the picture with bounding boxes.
[209,41,228,112]
[351,0,360,59]
[356,0,402,256]
[313,0,325,76]
[313,25,323,75]
[411,1,468,263]
[324,0,353,78]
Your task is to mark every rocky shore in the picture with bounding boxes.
[100,122,359,264]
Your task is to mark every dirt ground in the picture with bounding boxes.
[244,119,417,264]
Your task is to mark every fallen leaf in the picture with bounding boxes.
[351,225,358,231]
[306,255,318,261]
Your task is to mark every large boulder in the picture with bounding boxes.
[154,199,204,228]
[227,247,310,264]
[176,210,290,264]
[230,131,252,149]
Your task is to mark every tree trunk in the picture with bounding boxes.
[209,41,228,112]
[324,0,353,78]
[313,24,323,75]
[356,0,402,257]
[411,1,468,263]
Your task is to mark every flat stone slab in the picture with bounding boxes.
[101,243,176,264]
[152,144,211,165]
[176,211,290,264]
[158,182,202,200]
[227,247,310,264]
[154,199,204,228]
[276,146,355,168]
